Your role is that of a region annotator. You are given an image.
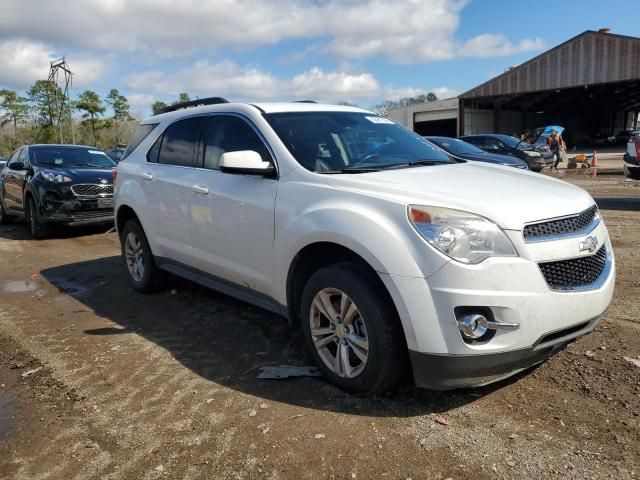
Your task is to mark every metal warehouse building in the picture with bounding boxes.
[387,29,640,144]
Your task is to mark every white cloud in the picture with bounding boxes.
[432,86,460,99]
[126,60,451,107]
[460,34,544,58]
[126,93,156,117]
[0,39,107,89]
[0,0,543,64]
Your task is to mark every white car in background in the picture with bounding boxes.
[114,98,615,393]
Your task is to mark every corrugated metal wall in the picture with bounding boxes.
[462,31,640,98]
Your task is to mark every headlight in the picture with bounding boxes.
[408,205,518,264]
[523,151,541,157]
[41,171,72,183]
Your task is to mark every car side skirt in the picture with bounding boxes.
[155,256,289,319]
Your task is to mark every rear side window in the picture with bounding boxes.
[122,123,158,160]
[157,117,204,167]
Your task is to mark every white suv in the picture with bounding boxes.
[114,98,615,393]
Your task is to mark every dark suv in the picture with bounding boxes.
[460,134,552,172]
[0,144,116,238]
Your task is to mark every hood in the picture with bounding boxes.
[455,152,527,168]
[36,165,113,184]
[325,162,594,230]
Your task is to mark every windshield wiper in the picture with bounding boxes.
[68,163,104,168]
[320,166,382,174]
[383,159,453,170]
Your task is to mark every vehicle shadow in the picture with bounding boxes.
[594,197,640,211]
[0,222,114,241]
[40,256,526,417]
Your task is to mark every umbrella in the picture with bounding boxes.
[541,125,565,135]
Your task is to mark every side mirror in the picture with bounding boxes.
[219,150,275,176]
[9,161,25,171]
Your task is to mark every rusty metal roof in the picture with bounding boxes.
[461,30,640,99]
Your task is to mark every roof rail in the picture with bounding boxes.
[159,97,229,114]
[294,100,317,103]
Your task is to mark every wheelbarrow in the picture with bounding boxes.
[567,153,594,169]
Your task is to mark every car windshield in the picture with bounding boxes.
[428,137,484,155]
[496,135,522,148]
[29,146,116,168]
[264,112,453,173]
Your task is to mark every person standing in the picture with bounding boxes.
[548,130,565,171]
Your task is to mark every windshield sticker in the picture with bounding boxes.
[365,116,395,124]
[88,150,105,155]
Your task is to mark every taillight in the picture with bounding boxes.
[112,167,117,183]
[634,138,640,158]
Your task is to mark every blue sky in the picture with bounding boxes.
[0,0,636,116]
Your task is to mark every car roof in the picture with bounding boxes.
[426,136,457,141]
[24,144,100,149]
[143,102,373,124]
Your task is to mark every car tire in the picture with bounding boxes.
[0,197,11,225]
[120,219,166,293]
[300,262,408,394]
[623,164,640,180]
[26,197,47,239]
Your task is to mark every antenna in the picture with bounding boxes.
[47,57,74,144]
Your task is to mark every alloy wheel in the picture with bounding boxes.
[309,288,369,378]
[124,232,145,282]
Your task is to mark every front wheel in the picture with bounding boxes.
[27,197,47,239]
[624,164,640,180]
[0,196,11,225]
[300,263,408,394]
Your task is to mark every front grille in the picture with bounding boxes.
[70,210,113,220]
[538,246,607,289]
[71,183,113,197]
[524,205,598,240]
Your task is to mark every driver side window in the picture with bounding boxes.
[8,149,22,169]
[484,138,501,150]
[203,116,271,171]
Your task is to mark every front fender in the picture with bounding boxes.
[273,194,450,351]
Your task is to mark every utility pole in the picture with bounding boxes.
[47,57,74,144]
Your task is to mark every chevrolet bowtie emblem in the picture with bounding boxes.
[579,235,598,253]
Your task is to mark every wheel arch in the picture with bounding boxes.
[285,241,416,350]
[115,204,140,239]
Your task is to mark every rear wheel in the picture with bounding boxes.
[300,262,407,394]
[26,197,47,239]
[120,219,166,292]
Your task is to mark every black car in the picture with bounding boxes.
[426,136,528,169]
[460,134,551,172]
[0,144,116,238]
[105,147,126,163]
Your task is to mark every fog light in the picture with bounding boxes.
[457,314,489,340]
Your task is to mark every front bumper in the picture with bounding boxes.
[410,314,601,390]
[380,221,615,390]
[39,191,114,226]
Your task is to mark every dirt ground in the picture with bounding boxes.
[0,172,638,480]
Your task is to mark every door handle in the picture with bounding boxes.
[192,185,209,195]
[141,172,153,181]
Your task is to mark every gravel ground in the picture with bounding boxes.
[0,174,638,480]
